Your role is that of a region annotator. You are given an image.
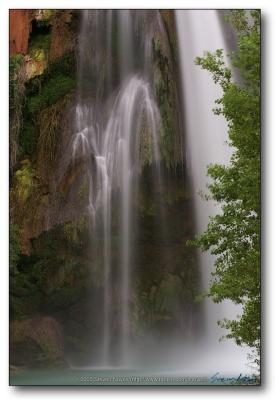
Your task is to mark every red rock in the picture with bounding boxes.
[9,10,32,55]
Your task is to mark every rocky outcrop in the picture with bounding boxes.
[24,55,47,80]
[49,10,75,63]
[9,10,32,55]
[10,10,78,254]
[10,316,66,368]
[160,10,177,57]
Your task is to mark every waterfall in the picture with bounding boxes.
[72,10,162,366]
[118,10,134,77]
[175,9,232,340]
[67,9,250,373]
[175,10,250,370]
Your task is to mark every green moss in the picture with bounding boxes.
[160,11,178,62]
[14,224,91,313]
[133,274,186,334]
[140,118,153,167]
[27,75,75,114]
[10,252,42,318]
[36,9,54,24]
[153,33,161,53]
[13,160,36,203]
[9,54,25,168]
[9,54,24,80]
[138,190,157,217]
[37,94,73,167]
[48,52,76,78]
[20,121,38,155]
[9,223,20,273]
[29,33,50,62]
[153,36,177,169]
[20,52,76,157]
[25,53,76,114]
[155,78,175,168]
[63,216,89,248]
[77,176,89,204]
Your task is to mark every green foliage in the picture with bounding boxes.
[191,10,260,362]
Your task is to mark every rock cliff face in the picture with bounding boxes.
[10,10,78,253]
[10,10,32,55]
[48,10,76,62]
[9,10,200,369]
[10,10,81,368]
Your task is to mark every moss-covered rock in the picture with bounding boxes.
[27,75,75,114]
[29,33,50,61]
[12,159,37,203]
[9,54,26,170]
[152,13,182,169]
[37,94,74,177]
[160,10,178,62]
[62,215,90,249]
[49,10,76,63]
[25,57,47,80]
[9,223,20,273]
[34,9,54,23]
[10,316,66,368]
[21,52,76,157]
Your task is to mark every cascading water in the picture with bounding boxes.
[175,10,250,371]
[65,9,250,374]
[72,10,163,366]
[176,9,232,341]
